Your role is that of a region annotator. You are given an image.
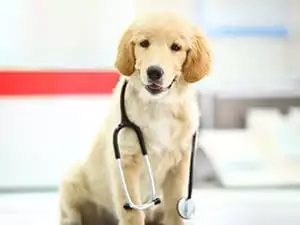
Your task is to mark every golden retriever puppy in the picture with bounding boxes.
[59,12,211,225]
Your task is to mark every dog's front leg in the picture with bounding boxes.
[162,153,189,225]
[112,155,145,225]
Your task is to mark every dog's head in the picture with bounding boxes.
[115,13,211,98]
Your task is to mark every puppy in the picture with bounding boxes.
[59,12,211,225]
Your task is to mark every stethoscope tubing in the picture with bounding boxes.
[187,133,197,199]
[116,155,159,210]
[113,80,161,210]
[113,80,196,213]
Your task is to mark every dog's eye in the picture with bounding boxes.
[170,43,181,51]
[140,39,150,48]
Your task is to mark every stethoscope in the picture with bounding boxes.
[113,80,197,219]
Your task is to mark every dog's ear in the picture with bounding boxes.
[183,29,211,83]
[115,28,135,76]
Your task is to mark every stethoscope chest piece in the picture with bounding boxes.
[177,198,196,220]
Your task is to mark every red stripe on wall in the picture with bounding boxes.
[0,70,120,95]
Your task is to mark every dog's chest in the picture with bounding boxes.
[144,118,175,151]
[134,105,182,153]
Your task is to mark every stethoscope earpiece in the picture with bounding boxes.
[177,198,196,220]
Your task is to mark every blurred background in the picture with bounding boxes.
[0,0,300,224]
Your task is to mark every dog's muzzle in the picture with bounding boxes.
[145,76,177,95]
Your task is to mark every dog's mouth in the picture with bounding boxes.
[145,77,177,95]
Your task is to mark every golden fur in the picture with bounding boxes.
[60,13,211,225]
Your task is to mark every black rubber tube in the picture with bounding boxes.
[187,133,197,199]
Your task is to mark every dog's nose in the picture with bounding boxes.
[147,66,164,81]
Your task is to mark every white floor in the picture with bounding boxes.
[1,189,300,225]
[0,192,59,225]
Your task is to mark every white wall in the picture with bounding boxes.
[288,0,300,80]
[0,96,111,187]
[0,0,135,68]
[197,0,298,90]
[135,0,194,19]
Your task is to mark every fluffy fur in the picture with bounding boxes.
[60,13,211,225]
